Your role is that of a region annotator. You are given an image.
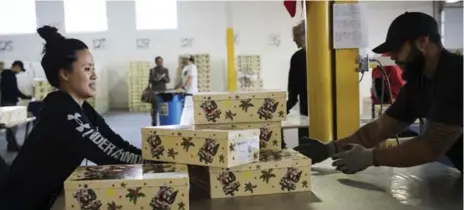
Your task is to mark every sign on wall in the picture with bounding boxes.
[332,3,369,49]
[136,38,150,49]
[0,40,13,51]
[180,38,193,48]
[92,38,106,50]
[269,34,281,47]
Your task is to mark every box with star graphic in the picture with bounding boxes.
[141,125,260,168]
[192,90,287,125]
[195,121,282,150]
[189,149,311,198]
[64,163,190,210]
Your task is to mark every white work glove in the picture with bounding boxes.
[331,144,374,174]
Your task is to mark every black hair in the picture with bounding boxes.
[189,56,195,63]
[155,56,162,63]
[37,25,88,88]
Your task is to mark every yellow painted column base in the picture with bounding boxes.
[306,1,334,142]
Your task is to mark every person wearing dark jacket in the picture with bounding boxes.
[149,56,170,126]
[0,60,31,105]
[287,21,308,146]
[0,60,32,151]
[0,26,146,210]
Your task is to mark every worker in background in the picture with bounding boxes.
[370,56,405,105]
[148,56,170,126]
[286,21,308,147]
[176,54,198,125]
[0,26,150,210]
[0,60,32,152]
[296,12,463,175]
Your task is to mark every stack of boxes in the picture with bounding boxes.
[141,90,312,200]
[62,90,311,210]
[177,54,212,92]
[128,61,152,113]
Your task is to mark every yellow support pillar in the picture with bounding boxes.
[305,1,334,142]
[226,28,237,91]
[333,0,360,138]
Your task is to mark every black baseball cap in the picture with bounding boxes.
[372,12,439,54]
[12,60,26,72]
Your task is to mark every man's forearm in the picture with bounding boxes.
[334,114,411,151]
[374,120,463,167]
[373,137,436,167]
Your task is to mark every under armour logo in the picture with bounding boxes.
[67,113,90,132]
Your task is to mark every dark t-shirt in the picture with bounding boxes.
[386,50,463,171]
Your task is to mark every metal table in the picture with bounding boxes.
[51,160,462,210]
[282,115,309,129]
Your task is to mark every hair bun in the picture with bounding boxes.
[37,25,64,43]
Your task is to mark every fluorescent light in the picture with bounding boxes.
[445,0,460,3]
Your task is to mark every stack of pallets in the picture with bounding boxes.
[236,55,263,91]
[128,61,151,113]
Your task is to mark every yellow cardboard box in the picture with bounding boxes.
[192,90,287,125]
[196,121,282,150]
[64,163,189,210]
[142,125,260,167]
[190,149,311,198]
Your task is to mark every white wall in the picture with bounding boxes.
[0,1,439,111]
[443,7,463,49]
[0,1,301,109]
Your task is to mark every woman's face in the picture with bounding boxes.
[60,49,97,99]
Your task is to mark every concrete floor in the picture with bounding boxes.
[1,111,463,210]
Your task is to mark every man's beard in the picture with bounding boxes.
[396,46,425,81]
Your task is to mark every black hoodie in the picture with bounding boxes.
[0,90,143,210]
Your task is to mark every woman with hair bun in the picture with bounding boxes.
[0,26,145,210]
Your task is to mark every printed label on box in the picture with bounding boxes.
[236,136,259,163]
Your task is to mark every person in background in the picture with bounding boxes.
[0,26,147,210]
[176,54,198,126]
[0,60,32,152]
[286,21,308,146]
[149,56,170,126]
[371,60,405,106]
[296,12,463,175]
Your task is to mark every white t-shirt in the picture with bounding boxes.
[181,64,198,94]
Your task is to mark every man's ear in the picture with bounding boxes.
[414,36,429,52]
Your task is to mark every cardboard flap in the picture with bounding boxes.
[193,90,286,101]
[209,149,311,173]
[142,125,259,140]
[64,164,189,190]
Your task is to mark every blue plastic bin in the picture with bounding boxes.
[156,92,185,125]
